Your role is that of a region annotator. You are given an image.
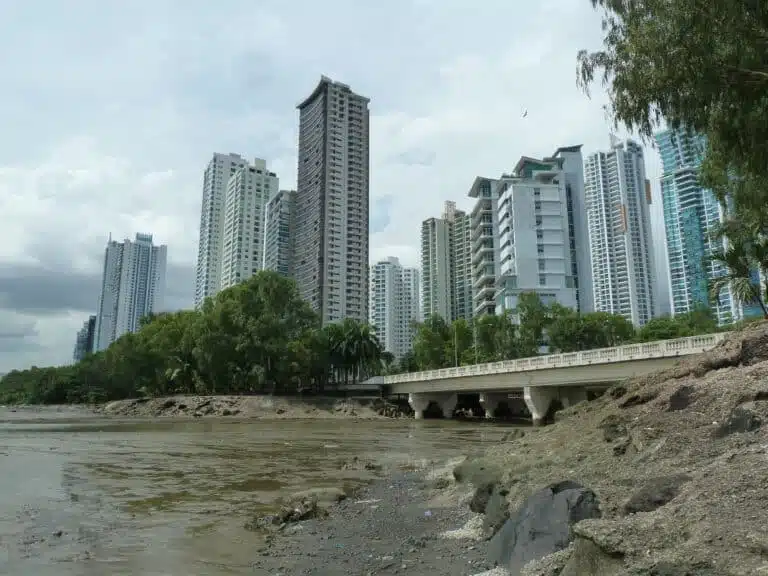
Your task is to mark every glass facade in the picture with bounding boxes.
[655,128,754,325]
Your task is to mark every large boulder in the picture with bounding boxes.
[453,457,510,537]
[487,480,602,573]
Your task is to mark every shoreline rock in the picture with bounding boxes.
[94,394,409,420]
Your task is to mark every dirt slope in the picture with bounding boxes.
[486,322,768,575]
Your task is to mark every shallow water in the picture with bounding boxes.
[0,406,510,575]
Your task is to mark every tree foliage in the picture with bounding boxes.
[0,272,385,405]
[1,282,745,404]
[577,0,768,187]
[390,292,733,374]
[578,0,768,328]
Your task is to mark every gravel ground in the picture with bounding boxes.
[250,470,497,576]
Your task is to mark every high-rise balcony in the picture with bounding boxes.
[473,266,496,290]
[472,245,494,268]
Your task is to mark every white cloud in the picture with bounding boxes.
[0,0,664,371]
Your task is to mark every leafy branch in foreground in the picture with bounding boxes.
[578,0,768,205]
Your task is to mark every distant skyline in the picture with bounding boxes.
[0,0,664,372]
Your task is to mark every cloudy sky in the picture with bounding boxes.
[0,0,669,372]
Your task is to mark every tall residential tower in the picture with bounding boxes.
[369,257,421,359]
[72,315,96,362]
[219,159,278,291]
[295,76,370,324]
[495,157,578,313]
[655,129,747,324]
[584,139,655,325]
[264,189,297,278]
[195,153,249,307]
[95,233,167,351]
[420,201,472,322]
[194,154,278,305]
[468,178,501,317]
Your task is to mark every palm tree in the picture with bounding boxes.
[709,235,768,318]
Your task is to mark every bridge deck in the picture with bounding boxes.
[369,332,728,388]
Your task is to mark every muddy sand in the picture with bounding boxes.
[250,459,494,576]
[252,322,768,575]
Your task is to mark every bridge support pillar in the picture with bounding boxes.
[408,392,458,419]
[479,393,507,418]
[524,386,557,426]
[561,387,588,408]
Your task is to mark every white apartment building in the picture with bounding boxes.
[369,257,421,359]
[421,216,452,320]
[495,157,578,314]
[447,202,474,322]
[468,178,501,317]
[295,76,370,325]
[420,201,472,322]
[264,189,297,278]
[95,233,167,351]
[219,159,278,291]
[550,146,593,314]
[194,154,278,302]
[585,138,655,325]
[402,267,421,326]
[195,153,249,307]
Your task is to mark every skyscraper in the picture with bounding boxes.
[468,178,501,317]
[194,153,250,307]
[264,189,297,278]
[295,76,370,325]
[655,129,743,324]
[584,139,655,325]
[194,154,278,303]
[369,257,421,359]
[495,157,578,313]
[73,315,96,362]
[450,203,474,322]
[219,159,278,291]
[94,233,167,351]
[420,201,472,322]
[550,145,593,314]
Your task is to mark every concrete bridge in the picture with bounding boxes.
[366,332,729,424]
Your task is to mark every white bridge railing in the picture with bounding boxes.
[379,332,730,385]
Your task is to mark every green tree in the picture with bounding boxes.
[0,271,388,405]
[448,319,474,367]
[577,0,768,197]
[516,292,550,356]
[473,312,519,362]
[412,314,452,370]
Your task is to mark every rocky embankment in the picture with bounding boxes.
[252,323,768,575]
[95,395,407,419]
[457,321,768,575]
